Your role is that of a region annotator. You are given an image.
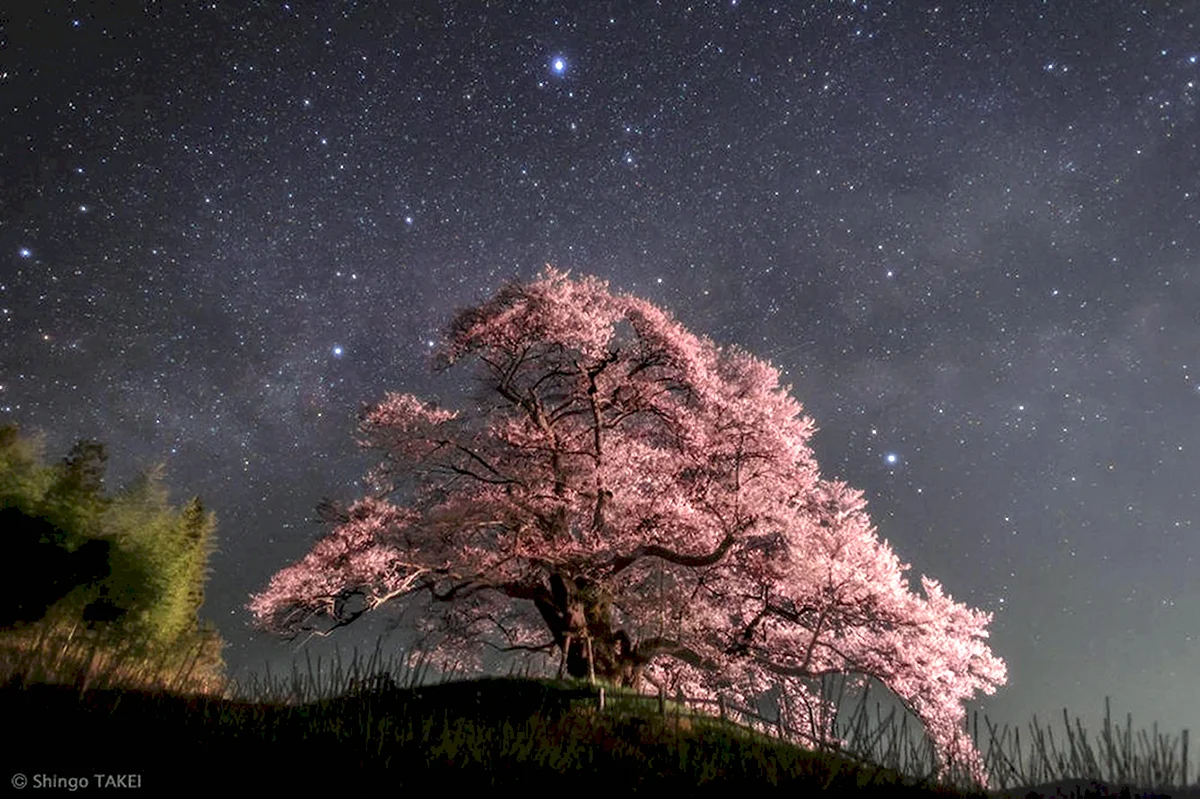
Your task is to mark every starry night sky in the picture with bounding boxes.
[2,1,1198,759]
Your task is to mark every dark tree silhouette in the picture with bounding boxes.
[0,506,112,629]
[61,439,108,497]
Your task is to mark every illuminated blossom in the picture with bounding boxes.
[248,267,1006,789]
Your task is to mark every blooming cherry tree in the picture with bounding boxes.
[248,267,1006,788]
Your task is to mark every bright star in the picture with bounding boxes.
[331,345,344,358]
[885,453,899,466]
[551,57,567,75]
[18,248,31,258]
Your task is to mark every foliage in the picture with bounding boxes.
[100,464,220,649]
[0,424,54,516]
[0,423,225,680]
[247,267,1007,789]
[41,438,110,538]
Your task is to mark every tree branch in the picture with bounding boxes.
[633,636,721,672]
[605,518,753,576]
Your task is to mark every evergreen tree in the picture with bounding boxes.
[93,464,224,671]
[173,497,225,679]
[177,497,218,631]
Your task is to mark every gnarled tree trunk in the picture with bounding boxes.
[534,573,643,689]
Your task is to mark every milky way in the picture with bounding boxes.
[2,2,1197,759]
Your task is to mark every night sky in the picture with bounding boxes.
[3,0,1198,766]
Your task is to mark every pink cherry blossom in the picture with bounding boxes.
[248,266,1006,789]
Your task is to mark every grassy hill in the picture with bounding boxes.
[2,631,1194,796]
[3,672,993,794]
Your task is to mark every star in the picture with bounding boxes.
[5,0,1198,751]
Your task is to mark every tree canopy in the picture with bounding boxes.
[247,267,1007,788]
